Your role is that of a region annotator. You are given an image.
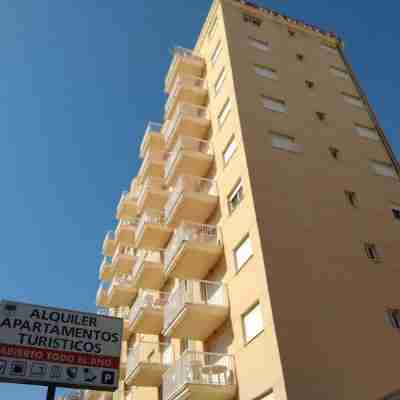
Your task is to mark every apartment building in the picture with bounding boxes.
[88,1,400,400]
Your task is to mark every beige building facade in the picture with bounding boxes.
[88,1,400,400]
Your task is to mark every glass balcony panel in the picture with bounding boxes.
[135,209,173,249]
[131,249,165,291]
[137,150,168,184]
[165,137,213,186]
[111,245,137,275]
[165,47,205,94]
[165,74,208,121]
[96,283,110,308]
[165,175,218,225]
[163,351,236,400]
[164,222,222,280]
[116,190,139,221]
[162,103,210,151]
[115,218,140,246]
[128,289,169,335]
[102,231,117,257]
[163,280,229,340]
[99,256,113,281]
[107,274,137,307]
[140,122,165,159]
[137,177,169,213]
[126,340,175,387]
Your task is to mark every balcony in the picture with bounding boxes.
[96,283,110,308]
[163,280,229,340]
[99,256,113,281]
[137,177,169,213]
[162,103,210,151]
[165,137,213,186]
[163,351,236,400]
[128,289,169,335]
[126,340,175,387]
[115,219,140,246]
[165,75,208,121]
[165,176,218,225]
[111,245,136,275]
[165,47,205,94]
[116,190,139,221]
[102,231,117,257]
[164,223,222,280]
[137,150,168,185]
[140,122,165,159]
[107,274,137,307]
[131,249,165,291]
[135,209,173,249]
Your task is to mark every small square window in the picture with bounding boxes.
[386,309,400,330]
[262,96,287,113]
[218,98,232,128]
[270,132,302,153]
[228,180,244,213]
[234,234,253,271]
[305,80,315,89]
[242,302,264,343]
[391,204,400,220]
[345,191,358,208]
[329,147,339,160]
[288,29,296,37]
[223,135,237,165]
[249,37,270,52]
[364,243,381,262]
[296,53,304,61]
[254,64,278,80]
[316,112,326,121]
[214,67,227,95]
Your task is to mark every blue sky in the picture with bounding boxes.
[0,0,399,398]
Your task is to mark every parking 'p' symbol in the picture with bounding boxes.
[101,370,115,385]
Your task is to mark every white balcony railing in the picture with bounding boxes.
[164,176,217,222]
[109,274,134,294]
[136,209,166,241]
[163,280,228,332]
[138,150,168,181]
[127,340,175,380]
[140,122,163,158]
[165,47,204,93]
[103,231,115,246]
[129,289,169,326]
[165,75,207,117]
[99,256,112,277]
[131,249,164,285]
[137,177,166,210]
[162,103,208,146]
[163,351,236,400]
[165,136,211,181]
[164,222,219,270]
[96,282,110,304]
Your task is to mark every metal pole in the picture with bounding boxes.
[46,384,56,400]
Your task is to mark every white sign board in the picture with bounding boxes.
[0,300,122,391]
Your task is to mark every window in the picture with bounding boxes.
[242,302,264,343]
[329,147,340,159]
[330,66,350,80]
[370,160,396,178]
[316,112,326,121]
[305,80,315,89]
[217,98,232,128]
[249,37,270,52]
[391,203,400,220]
[211,41,222,66]
[342,93,365,108]
[288,29,296,37]
[243,13,262,27]
[261,96,287,113]
[270,132,302,153]
[344,191,358,207]
[321,43,338,55]
[223,136,237,165]
[234,234,253,271]
[254,64,278,80]
[256,391,275,400]
[364,243,381,262]
[354,124,379,141]
[208,17,218,40]
[296,53,304,61]
[387,309,400,330]
[228,180,244,213]
[214,67,227,95]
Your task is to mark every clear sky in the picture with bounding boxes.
[0,0,399,398]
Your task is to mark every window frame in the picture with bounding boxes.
[211,40,223,66]
[234,234,253,271]
[370,160,397,178]
[217,98,232,128]
[342,92,365,109]
[222,135,237,165]
[214,66,227,96]
[208,17,218,40]
[248,36,270,52]
[261,95,288,113]
[330,66,350,80]
[270,132,302,153]
[364,242,381,262]
[228,179,244,214]
[242,302,264,344]
[253,64,278,80]
[354,124,380,142]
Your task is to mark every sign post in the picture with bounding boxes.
[0,300,123,397]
